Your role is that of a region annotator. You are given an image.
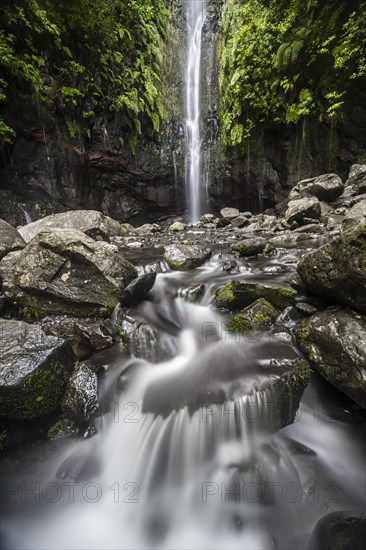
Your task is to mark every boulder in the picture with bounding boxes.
[62,361,99,424]
[215,280,297,312]
[298,308,366,408]
[342,199,366,230]
[231,215,250,229]
[231,237,269,257]
[345,164,366,195]
[0,218,25,259]
[200,213,214,225]
[0,228,137,317]
[289,174,344,202]
[164,244,212,271]
[297,222,366,312]
[18,210,122,243]
[285,197,321,227]
[47,418,79,440]
[226,299,278,334]
[308,511,366,550]
[0,319,73,420]
[220,207,240,222]
[135,223,160,235]
[120,272,156,306]
[168,222,185,232]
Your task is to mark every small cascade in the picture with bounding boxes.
[185,0,207,223]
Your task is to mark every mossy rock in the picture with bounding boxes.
[215,280,297,312]
[164,244,212,271]
[231,238,268,257]
[47,417,79,440]
[226,298,278,334]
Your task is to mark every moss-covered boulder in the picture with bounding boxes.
[18,210,123,243]
[0,218,25,260]
[0,228,137,317]
[0,319,74,420]
[297,222,366,312]
[164,244,212,271]
[298,308,366,408]
[215,280,297,312]
[231,237,268,257]
[226,299,278,334]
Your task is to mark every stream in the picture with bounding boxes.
[1,244,365,549]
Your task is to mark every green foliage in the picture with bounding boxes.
[219,0,366,150]
[0,0,169,152]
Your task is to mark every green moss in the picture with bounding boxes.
[226,314,252,333]
[113,322,129,344]
[226,298,278,333]
[47,418,79,440]
[215,282,235,309]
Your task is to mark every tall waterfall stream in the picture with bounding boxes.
[1,244,365,549]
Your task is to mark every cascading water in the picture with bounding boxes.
[186,0,206,223]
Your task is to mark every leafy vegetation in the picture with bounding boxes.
[219,0,366,150]
[0,0,168,150]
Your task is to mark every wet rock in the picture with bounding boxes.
[178,283,205,303]
[222,258,238,272]
[298,308,366,408]
[289,174,344,203]
[47,418,79,440]
[231,237,269,257]
[220,207,240,222]
[285,197,321,227]
[0,228,137,317]
[168,221,185,231]
[164,244,212,271]
[0,218,25,259]
[18,210,123,243]
[62,361,100,424]
[120,272,156,307]
[342,199,366,230]
[297,222,366,312]
[74,320,115,351]
[345,164,366,195]
[0,319,73,420]
[215,280,297,312]
[226,299,278,334]
[295,302,318,316]
[308,511,366,550]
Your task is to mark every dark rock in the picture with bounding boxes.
[308,511,366,550]
[164,244,212,271]
[62,361,100,424]
[0,228,137,317]
[295,302,318,316]
[215,280,297,312]
[18,210,123,243]
[0,219,25,260]
[231,237,270,257]
[346,164,366,195]
[231,215,250,229]
[47,418,79,440]
[342,199,366,230]
[226,299,278,334]
[285,197,321,227]
[74,320,115,350]
[120,272,156,306]
[0,319,73,420]
[222,258,238,272]
[298,308,366,407]
[289,173,344,202]
[297,222,366,312]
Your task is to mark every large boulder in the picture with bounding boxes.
[62,361,99,424]
[342,198,366,230]
[226,299,278,334]
[0,219,25,259]
[220,207,240,222]
[215,280,296,312]
[285,197,321,227]
[289,174,344,202]
[164,244,212,271]
[0,319,73,420]
[0,228,137,317]
[18,210,123,243]
[308,511,366,550]
[298,308,366,408]
[345,164,366,195]
[297,222,366,312]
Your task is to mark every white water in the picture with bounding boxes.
[186,0,206,223]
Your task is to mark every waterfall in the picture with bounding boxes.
[186,0,206,223]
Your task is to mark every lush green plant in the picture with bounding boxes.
[0,0,169,150]
[219,0,366,151]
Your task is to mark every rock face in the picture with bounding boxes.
[346,164,366,195]
[164,244,212,271]
[226,299,278,334]
[18,210,123,243]
[298,308,366,408]
[0,228,137,317]
[231,238,268,257]
[308,511,366,550]
[0,319,73,419]
[0,219,25,259]
[215,280,296,312]
[285,197,321,227]
[289,173,344,202]
[120,272,157,306]
[62,361,99,424]
[297,222,366,312]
